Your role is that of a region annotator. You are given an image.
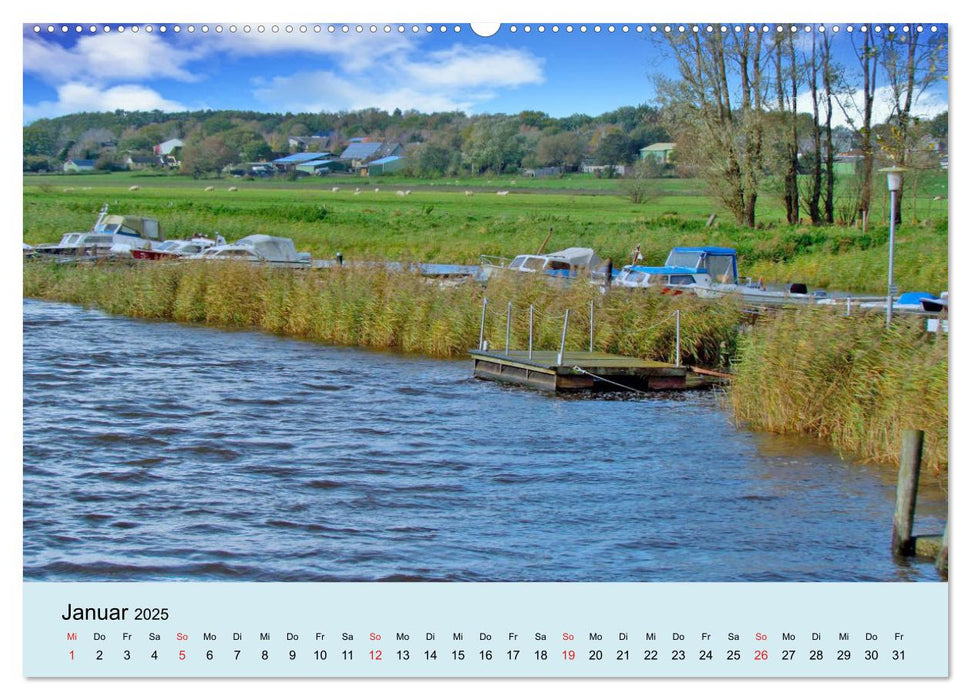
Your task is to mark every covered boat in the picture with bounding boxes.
[33,204,165,260]
[481,247,603,280]
[191,234,310,266]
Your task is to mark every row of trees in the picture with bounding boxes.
[658,25,947,227]
[23,104,673,177]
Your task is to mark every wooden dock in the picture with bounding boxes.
[469,349,710,392]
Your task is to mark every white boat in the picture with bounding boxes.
[131,236,217,260]
[189,234,310,266]
[33,204,165,260]
[480,247,603,280]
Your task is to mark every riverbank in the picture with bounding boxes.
[22,260,948,476]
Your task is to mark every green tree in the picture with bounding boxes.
[464,117,524,174]
[181,134,236,177]
[595,131,634,165]
[535,131,585,170]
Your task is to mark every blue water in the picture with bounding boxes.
[22,299,947,582]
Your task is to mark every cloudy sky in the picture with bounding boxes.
[22,22,948,124]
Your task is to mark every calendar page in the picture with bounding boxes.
[20,7,952,687]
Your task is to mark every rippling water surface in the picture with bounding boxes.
[23,300,946,582]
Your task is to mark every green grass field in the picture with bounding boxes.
[23,171,948,293]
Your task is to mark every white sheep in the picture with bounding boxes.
[205,186,215,192]
[227,186,238,192]
[405,190,411,195]
[496,191,509,196]
[396,190,406,197]
[374,188,380,192]
[464,191,474,197]
[128,185,140,191]
[332,186,340,192]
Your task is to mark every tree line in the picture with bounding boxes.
[23,104,671,178]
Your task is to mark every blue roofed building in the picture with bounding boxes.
[339,142,404,169]
[272,152,333,172]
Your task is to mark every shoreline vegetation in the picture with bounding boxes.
[23,260,948,478]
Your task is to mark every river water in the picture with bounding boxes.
[22,299,947,582]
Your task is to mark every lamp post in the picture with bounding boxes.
[880,166,906,327]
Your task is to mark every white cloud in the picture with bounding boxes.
[253,71,478,114]
[796,84,948,129]
[204,30,412,72]
[23,33,203,84]
[23,83,188,122]
[252,44,544,114]
[401,46,544,88]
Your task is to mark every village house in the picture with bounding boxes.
[639,142,677,164]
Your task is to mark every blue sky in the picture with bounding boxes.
[22,22,948,124]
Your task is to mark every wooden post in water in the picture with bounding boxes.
[936,521,948,576]
[528,305,534,360]
[478,298,488,351]
[557,309,570,366]
[505,302,512,355]
[892,429,924,556]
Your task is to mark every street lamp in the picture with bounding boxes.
[880,166,906,327]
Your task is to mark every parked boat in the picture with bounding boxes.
[33,204,165,261]
[480,247,603,280]
[189,234,311,266]
[857,291,947,314]
[131,236,217,260]
[615,246,825,306]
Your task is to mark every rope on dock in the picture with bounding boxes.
[571,366,654,395]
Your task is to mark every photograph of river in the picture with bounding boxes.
[22,299,947,582]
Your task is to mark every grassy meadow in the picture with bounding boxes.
[24,171,948,293]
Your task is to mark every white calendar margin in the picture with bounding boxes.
[5,0,963,697]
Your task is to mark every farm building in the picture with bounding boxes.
[339,142,404,169]
[62,159,96,173]
[272,152,333,172]
[296,159,348,175]
[362,155,407,176]
[640,142,677,163]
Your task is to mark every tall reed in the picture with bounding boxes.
[729,306,948,475]
[24,261,946,477]
[23,261,741,367]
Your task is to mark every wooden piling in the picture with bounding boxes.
[892,429,924,556]
[936,522,948,576]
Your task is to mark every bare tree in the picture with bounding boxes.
[835,27,878,226]
[805,31,824,224]
[879,24,948,222]
[773,31,800,224]
[656,28,765,227]
[821,32,836,223]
